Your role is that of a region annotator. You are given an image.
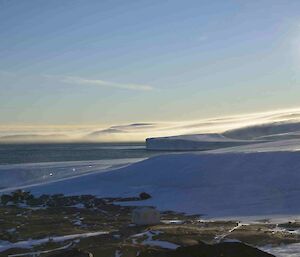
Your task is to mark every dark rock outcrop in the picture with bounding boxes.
[139,192,152,200]
[47,248,93,257]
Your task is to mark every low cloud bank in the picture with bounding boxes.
[1,108,300,143]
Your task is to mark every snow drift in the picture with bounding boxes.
[26,151,300,218]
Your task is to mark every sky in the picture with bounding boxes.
[1,0,300,133]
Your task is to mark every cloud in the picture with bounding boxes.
[46,75,153,91]
[2,107,300,143]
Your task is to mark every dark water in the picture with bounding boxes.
[0,142,161,165]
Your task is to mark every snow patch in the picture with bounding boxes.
[0,231,109,253]
[261,243,300,257]
[131,231,179,250]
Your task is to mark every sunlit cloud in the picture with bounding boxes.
[45,75,153,92]
[2,107,300,143]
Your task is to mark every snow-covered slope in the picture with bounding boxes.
[146,133,263,151]
[210,139,300,153]
[24,150,300,218]
[224,121,300,140]
[146,121,300,151]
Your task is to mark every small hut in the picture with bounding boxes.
[132,207,160,225]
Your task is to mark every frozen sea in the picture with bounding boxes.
[0,142,168,190]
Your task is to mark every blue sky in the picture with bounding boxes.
[1,0,300,126]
